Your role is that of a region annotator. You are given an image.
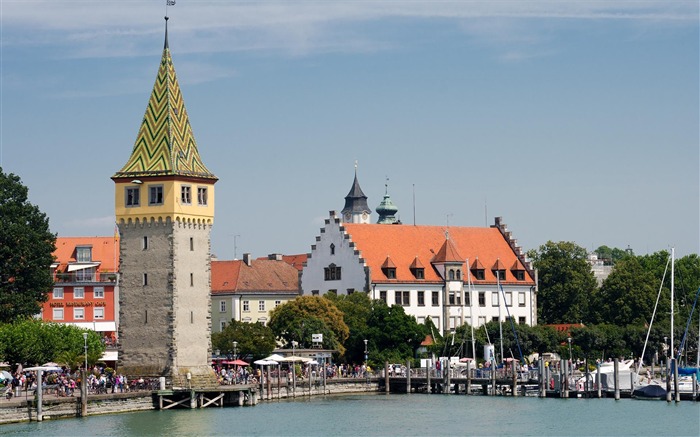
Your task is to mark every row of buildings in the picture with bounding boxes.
[42,179,537,342]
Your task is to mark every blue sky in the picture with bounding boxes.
[2,1,698,260]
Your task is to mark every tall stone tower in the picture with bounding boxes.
[112,17,218,385]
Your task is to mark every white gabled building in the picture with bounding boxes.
[300,177,537,336]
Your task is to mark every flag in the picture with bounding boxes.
[167,0,176,5]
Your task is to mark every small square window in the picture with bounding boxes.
[259,301,265,311]
[53,308,64,320]
[197,187,208,206]
[432,291,439,306]
[491,292,499,306]
[379,290,387,303]
[149,185,164,205]
[243,300,250,312]
[275,300,281,307]
[417,291,425,306]
[94,307,104,320]
[94,287,104,298]
[53,287,64,299]
[74,307,85,320]
[181,185,192,205]
[125,187,140,207]
[519,292,526,307]
[220,301,226,312]
[518,317,526,325]
[74,287,85,299]
[478,292,486,307]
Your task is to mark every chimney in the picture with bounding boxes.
[268,253,283,261]
[243,253,252,266]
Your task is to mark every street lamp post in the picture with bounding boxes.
[291,341,298,397]
[363,339,369,382]
[82,332,89,416]
[233,341,238,360]
[567,337,573,390]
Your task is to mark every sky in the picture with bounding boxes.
[1,1,698,261]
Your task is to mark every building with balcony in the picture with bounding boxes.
[42,236,119,344]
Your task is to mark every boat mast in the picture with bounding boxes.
[466,258,476,360]
[671,247,674,360]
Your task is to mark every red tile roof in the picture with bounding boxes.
[54,237,119,271]
[256,254,308,271]
[342,224,534,285]
[211,259,299,294]
[433,237,464,263]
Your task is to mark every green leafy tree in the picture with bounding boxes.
[592,256,658,325]
[212,320,276,361]
[528,241,597,324]
[269,296,349,354]
[0,319,104,368]
[325,292,371,363]
[365,300,425,366]
[0,169,56,322]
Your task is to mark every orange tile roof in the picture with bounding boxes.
[433,237,464,263]
[54,237,119,271]
[211,259,299,294]
[257,254,308,271]
[342,224,534,285]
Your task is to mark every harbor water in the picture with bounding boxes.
[2,393,699,436]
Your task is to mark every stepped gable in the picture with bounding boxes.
[114,19,216,181]
[342,223,534,285]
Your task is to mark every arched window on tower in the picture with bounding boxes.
[448,269,455,280]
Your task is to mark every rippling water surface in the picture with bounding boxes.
[2,394,699,436]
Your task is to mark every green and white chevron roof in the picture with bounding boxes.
[114,33,216,180]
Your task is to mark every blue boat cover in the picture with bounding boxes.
[633,384,667,399]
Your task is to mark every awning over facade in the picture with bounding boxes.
[100,351,118,362]
[66,321,117,332]
[67,262,100,272]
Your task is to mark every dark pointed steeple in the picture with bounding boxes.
[341,162,371,223]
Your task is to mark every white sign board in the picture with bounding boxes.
[312,333,323,343]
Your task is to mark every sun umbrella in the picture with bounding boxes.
[459,357,473,362]
[279,356,311,363]
[0,370,12,381]
[264,354,285,362]
[254,359,278,366]
[230,359,249,366]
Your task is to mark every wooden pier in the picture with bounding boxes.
[156,385,258,410]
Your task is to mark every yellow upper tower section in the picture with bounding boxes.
[113,17,217,225]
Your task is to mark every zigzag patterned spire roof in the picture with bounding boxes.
[114,18,216,180]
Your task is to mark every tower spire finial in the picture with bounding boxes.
[164,16,169,49]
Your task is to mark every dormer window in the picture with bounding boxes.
[470,258,485,280]
[76,246,92,262]
[381,256,397,279]
[410,256,425,280]
[492,259,506,281]
[511,260,526,281]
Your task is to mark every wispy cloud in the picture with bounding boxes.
[3,1,696,58]
[64,215,115,229]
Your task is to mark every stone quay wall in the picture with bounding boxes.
[0,380,381,425]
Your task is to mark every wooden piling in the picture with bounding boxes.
[613,358,620,400]
[81,369,87,417]
[384,361,390,393]
[538,358,545,398]
[426,361,431,394]
[466,364,471,396]
[406,360,411,394]
[445,360,451,394]
[596,364,601,398]
[673,358,680,402]
[584,359,590,398]
[666,358,672,402]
